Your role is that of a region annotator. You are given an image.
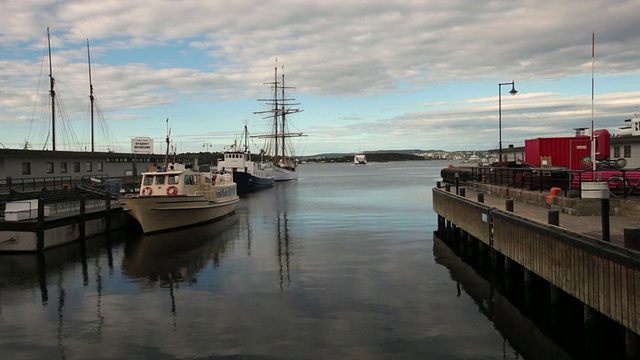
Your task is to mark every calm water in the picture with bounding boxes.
[0,161,598,359]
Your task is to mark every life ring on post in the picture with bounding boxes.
[141,186,153,196]
[166,185,178,196]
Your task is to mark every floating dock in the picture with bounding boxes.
[0,189,130,252]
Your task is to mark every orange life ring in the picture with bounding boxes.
[166,185,178,196]
[141,186,153,196]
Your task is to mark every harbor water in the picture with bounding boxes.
[0,161,613,359]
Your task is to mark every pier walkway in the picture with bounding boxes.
[448,184,640,248]
[433,183,640,354]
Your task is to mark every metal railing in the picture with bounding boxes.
[440,166,640,198]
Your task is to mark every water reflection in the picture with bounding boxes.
[121,216,240,284]
[0,228,130,359]
[276,212,290,290]
[0,229,126,306]
[274,183,292,290]
[433,235,582,360]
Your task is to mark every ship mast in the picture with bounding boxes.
[281,73,286,162]
[47,27,57,151]
[273,66,279,163]
[164,118,171,169]
[253,63,304,165]
[87,39,95,152]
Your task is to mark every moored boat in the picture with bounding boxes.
[119,164,239,234]
[217,122,275,193]
[253,65,305,181]
[354,152,366,164]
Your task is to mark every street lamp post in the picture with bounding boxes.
[498,81,518,162]
[203,142,212,152]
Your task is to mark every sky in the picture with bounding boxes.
[1,0,639,156]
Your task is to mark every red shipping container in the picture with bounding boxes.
[525,136,592,170]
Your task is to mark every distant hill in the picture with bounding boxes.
[301,151,431,163]
[302,149,443,159]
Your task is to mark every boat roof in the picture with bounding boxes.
[142,168,198,176]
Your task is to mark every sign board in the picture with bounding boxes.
[131,137,154,154]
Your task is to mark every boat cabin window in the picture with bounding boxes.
[184,175,198,185]
[155,176,166,185]
[143,176,154,186]
[22,162,31,175]
[168,175,180,185]
[216,187,236,198]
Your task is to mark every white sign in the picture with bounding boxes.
[131,137,154,154]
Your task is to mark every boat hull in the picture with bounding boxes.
[232,171,275,193]
[274,167,297,181]
[119,195,239,234]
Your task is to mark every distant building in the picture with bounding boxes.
[0,148,199,185]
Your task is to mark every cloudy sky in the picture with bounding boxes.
[1,0,639,155]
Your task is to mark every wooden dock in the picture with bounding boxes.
[433,183,640,357]
[1,191,130,252]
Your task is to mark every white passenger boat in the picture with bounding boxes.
[119,164,239,234]
[354,153,367,164]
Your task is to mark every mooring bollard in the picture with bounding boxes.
[624,228,640,250]
[506,199,514,212]
[455,173,459,195]
[459,188,465,197]
[436,181,441,188]
[601,198,610,242]
[548,210,560,226]
[445,184,451,192]
[477,192,484,203]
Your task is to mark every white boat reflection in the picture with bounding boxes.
[121,216,240,283]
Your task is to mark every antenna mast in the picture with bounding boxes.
[591,32,596,173]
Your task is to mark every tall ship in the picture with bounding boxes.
[253,65,305,181]
[217,122,275,193]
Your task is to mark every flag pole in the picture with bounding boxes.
[591,32,596,174]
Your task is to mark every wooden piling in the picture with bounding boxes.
[36,198,45,251]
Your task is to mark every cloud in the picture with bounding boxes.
[0,0,639,153]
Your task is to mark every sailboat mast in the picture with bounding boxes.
[47,28,56,151]
[281,73,286,162]
[87,39,95,152]
[273,66,279,164]
[164,118,171,168]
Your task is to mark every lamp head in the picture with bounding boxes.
[509,82,518,96]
